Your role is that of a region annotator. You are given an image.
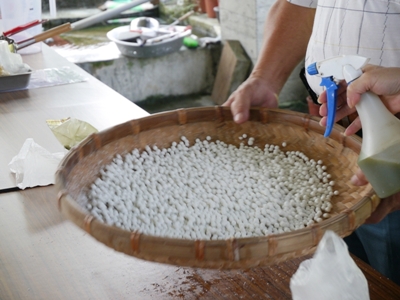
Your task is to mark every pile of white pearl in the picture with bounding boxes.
[81,135,338,240]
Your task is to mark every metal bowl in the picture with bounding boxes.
[130,17,160,31]
[107,25,190,58]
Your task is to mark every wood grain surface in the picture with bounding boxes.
[0,186,399,300]
[0,45,148,190]
[1,44,399,300]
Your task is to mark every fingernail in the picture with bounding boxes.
[350,175,359,185]
[347,98,354,109]
[234,113,243,123]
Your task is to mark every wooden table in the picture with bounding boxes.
[1,45,399,300]
[1,186,400,300]
[0,44,148,190]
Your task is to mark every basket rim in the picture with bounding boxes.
[55,106,379,269]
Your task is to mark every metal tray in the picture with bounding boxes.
[0,71,32,92]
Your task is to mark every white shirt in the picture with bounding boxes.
[288,0,400,94]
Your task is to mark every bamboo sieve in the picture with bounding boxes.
[55,107,379,269]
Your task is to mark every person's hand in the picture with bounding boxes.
[222,0,315,124]
[347,65,400,109]
[351,169,400,223]
[319,65,400,136]
[320,65,400,222]
[222,76,279,124]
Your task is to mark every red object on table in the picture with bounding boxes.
[3,19,46,37]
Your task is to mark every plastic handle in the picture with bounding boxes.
[167,10,194,28]
[320,77,338,137]
[33,23,72,42]
[3,19,46,37]
[16,23,72,50]
[71,0,149,31]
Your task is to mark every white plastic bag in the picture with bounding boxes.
[8,138,66,189]
[290,230,370,300]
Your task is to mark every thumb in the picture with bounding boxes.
[347,82,364,108]
[230,97,251,124]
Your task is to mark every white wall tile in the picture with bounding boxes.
[219,0,256,20]
[219,0,275,64]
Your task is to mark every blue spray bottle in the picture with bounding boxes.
[307,55,400,198]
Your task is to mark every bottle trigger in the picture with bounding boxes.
[320,77,338,137]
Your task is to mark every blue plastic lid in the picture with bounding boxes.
[307,63,318,76]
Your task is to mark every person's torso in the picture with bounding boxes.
[304,0,400,94]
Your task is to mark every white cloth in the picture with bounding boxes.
[288,0,400,94]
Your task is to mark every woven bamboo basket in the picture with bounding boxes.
[55,107,379,269]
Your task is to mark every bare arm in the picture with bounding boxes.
[224,0,315,123]
[254,0,314,93]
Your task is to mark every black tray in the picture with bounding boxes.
[0,71,32,92]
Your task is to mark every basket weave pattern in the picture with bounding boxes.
[55,107,379,269]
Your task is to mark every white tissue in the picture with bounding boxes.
[8,138,66,189]
[0,40,31,75]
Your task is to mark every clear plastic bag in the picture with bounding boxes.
[27,67,87,90]
[290,230,370,300]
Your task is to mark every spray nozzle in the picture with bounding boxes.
[307,55,370,137]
